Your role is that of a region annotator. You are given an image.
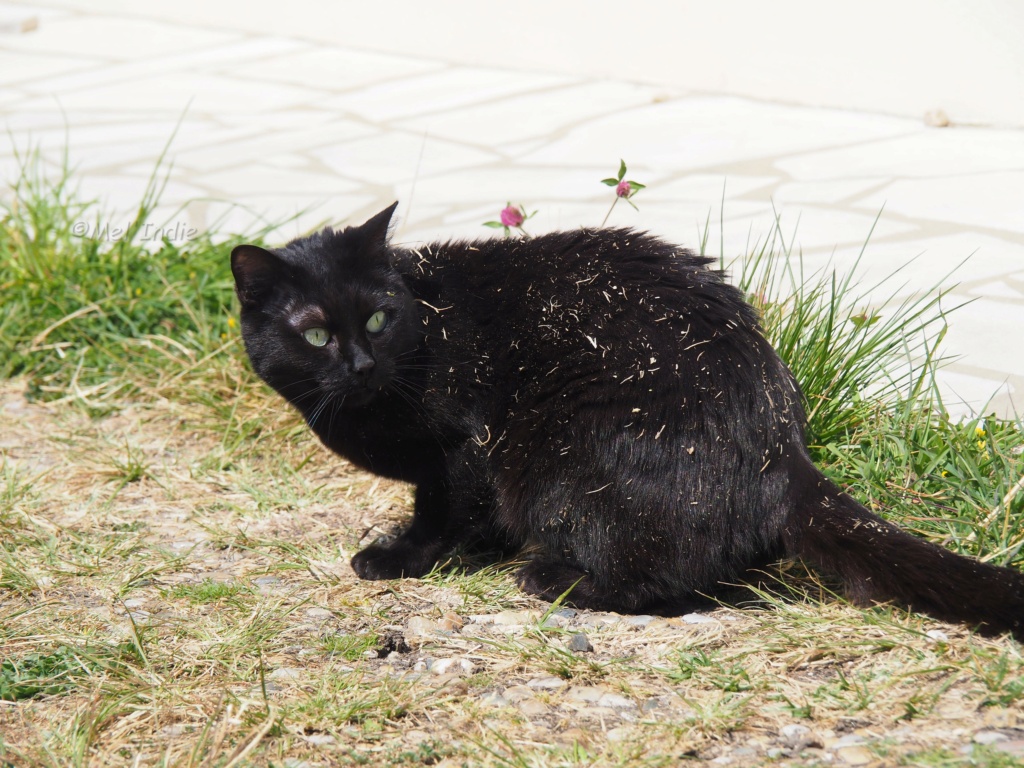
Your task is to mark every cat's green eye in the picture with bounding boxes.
[365,310,388,334]
[302,327,330,347]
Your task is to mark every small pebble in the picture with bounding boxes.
[641,697,665,712]
[924,108,951,128]
[303,734,336,746]
[528,676,568,690]
[502,685,536,702]
[428,658,475,675]
[478,692,509,707]
[492,610,536,626]
[681,613,717,624]
[567,633,593,652]
[926,629,950,642]
[305,607,332,620]
[836,745,874,765]
[780,723,813,748]
[624,614,654,628]
[437,612,464,632]
[268,667,301,682]
[973,731,1010,745]
[832,734,866,748]
[566,685,609,703]
[597,693,635,709]
[518,699,549,716]
[406,617,438,636]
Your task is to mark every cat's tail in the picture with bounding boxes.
[781,464,1024,640]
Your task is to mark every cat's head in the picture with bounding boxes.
[230,202,419,414]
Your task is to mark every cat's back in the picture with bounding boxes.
[400,228,757,337]
[398,229,791,423]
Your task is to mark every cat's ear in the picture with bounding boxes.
[360,201,399,249]
[231,244,285,308]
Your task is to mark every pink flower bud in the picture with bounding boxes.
[500,205,525,228]
[616,180,632,198]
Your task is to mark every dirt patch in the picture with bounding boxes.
[1,380,1021,766]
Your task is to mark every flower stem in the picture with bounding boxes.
[601,197,619,228]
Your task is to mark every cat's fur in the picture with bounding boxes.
[232,203,1024,639]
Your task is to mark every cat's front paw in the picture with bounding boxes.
[351,542,433,580]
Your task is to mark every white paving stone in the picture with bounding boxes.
[797,234,1024,296]
[933,369,1017,419]
[0,16,237,60]
[322,67,575,122]
[940,299,1024,379]
[727,204,918,251]
[312,131,498,185]
[18,72,327,114]
[855,172,1024,234]
[0,87,27,112]
[74,175,209,216]
[8,119,231,150]
[194,193,377,240]
[0,49,102,84]
[175,120,377,172]
[614,201,916,262]
[771,178,891,205]
[20,37,308,95]
[520,96,915,170]
[219,46,442,91]
[190,166,365,197]
[777,126,1024,180]
[397,81,663,147]
[968,282,1024,300]
[654,174,781,202]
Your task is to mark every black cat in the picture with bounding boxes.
[231,203,1024,639]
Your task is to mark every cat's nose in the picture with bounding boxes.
[351,348,376,381]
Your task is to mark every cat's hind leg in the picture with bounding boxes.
[516,558,652,613]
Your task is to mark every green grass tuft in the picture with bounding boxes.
[0,144,259,409]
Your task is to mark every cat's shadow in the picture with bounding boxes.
[425,545,835,619]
